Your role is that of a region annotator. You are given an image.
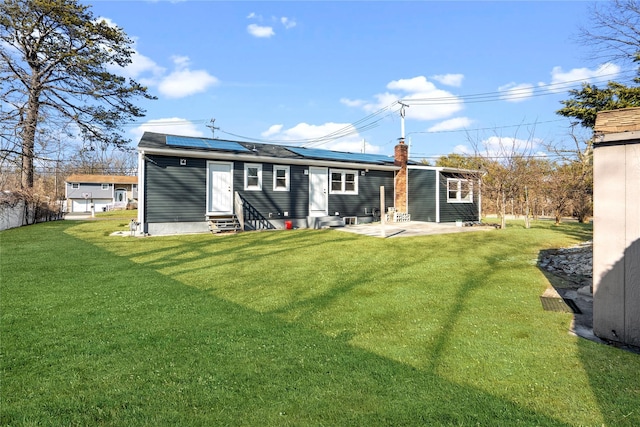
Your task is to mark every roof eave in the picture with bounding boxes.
[139,146,401,171]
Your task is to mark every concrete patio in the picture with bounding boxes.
[334,221,497,238]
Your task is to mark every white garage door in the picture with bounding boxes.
[71,199,111,212]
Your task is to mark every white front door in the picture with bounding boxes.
[114,189,127,204]
[207,162,233,214]
[309,166,328,217]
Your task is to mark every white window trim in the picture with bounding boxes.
[72,183,79,189]
[273,165,290,192]
[447,178,473,203]
[329,169,358,195]
[244,163,262,191]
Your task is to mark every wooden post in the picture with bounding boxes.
[380,186,386,238]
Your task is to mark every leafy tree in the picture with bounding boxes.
[435,153,485,170]
[0,0,155,189]
[544,130,593,223]
[557,80,640,129]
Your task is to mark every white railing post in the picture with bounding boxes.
[234,192,244,230]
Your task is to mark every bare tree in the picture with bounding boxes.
[579,0,640,66]
[544,129,593,224]
[464,125,539,229]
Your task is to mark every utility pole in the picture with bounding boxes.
[399,101,409,141]
[206,118,219,139]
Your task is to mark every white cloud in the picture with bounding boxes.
[498,82,535,102]
[344,76,463,122]
[261,124,284,138]
[130,118,206,141]
[281,17,297,29]
[453,135,543,158]
[549,63,621,92]
[340,98,367,108]
[387,76,434,93]
[261,122,382,153]
[98,17,166,83]
[170,55,190,69]
[427,117,474,132]
[481,135,542,157]
[248,23,275,38]
[385,76,464,120]
[431,73,464,87]
[95,16,117,28]
[116,50,165,84]
[453,144,472,155]
[157,56,218,98]
[98,17,217,99]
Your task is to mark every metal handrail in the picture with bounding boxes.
[235,192,275,231]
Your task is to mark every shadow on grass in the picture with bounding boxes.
[535,219,592,243]
[68,218,635,426]
[532,222,640,426]
[575,238,640,426]
[0,221,573,426]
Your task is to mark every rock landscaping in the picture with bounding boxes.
[538,241,592,291]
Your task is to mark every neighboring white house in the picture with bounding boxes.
[65,174,138,213]
[593,108,640,348]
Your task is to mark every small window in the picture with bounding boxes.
[344,172,356,192]
[132,184,137,190]
[72,183,79,189]
[447,178,473,203]
[331,172,342,192]
[273,165,290,192]
[244,163,262,191]
[329,169,358,194]
[101,183,109,190]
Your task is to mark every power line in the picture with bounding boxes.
[117,68,637,148]
[408,118,568,135]
[216,101,402,147]
[402,69,637,106]
[409,153,579,161]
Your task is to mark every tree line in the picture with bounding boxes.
[433,129,592,228]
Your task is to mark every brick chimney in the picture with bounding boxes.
[394,138,408,213]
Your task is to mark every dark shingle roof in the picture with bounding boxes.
[138,132,401,166]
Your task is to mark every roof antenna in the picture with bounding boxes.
[206,118,219,139]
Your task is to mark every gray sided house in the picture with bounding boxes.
[65,174,138,213]
[137,132,480,235]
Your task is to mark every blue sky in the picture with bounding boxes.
[90,1,635,162]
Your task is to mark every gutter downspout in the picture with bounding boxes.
[435,170,440,223]
[137,150,145,235]
[478,177,482,221]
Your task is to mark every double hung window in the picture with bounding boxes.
[244,164,262,190]
[447,178,473,203]
[273,165,290,191]
[330,169,358,194]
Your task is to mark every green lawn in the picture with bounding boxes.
[1,219,638,426]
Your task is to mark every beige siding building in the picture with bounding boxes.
[593,108,640,347]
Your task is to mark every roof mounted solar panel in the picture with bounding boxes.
[166,135,250,152]
[286,146,393,164]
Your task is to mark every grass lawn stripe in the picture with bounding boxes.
[1,219,638,426]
